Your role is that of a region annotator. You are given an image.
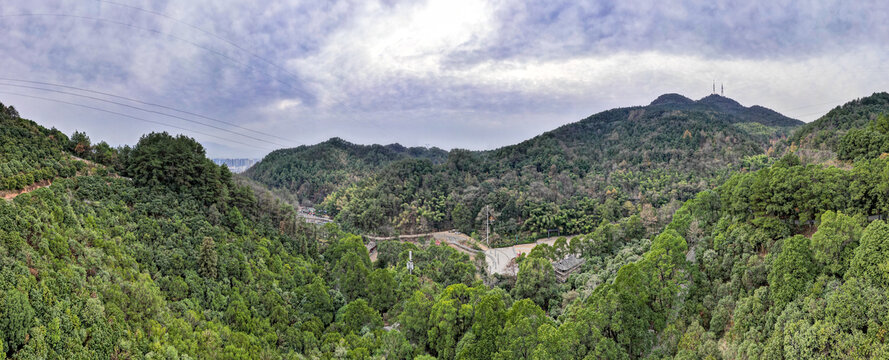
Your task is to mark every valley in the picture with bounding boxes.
[3,2,886,358]
[3,92,889,359]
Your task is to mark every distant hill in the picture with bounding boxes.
[651,93,802,127]
[491,93,803,180]
[790,92,889,152]
[250,93,802,238]
[211,158,259,173]
[245,137,448,205]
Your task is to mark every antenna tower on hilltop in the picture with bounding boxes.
[721,83,724,96]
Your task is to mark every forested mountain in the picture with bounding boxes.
[788,92,889,164]
[489,93,800,180]
[651,93,802,127]
[252,94,801,240]
[0,102,475,358]
[245,137,448,205]
[4,93,889,359]
[791,92,889,151]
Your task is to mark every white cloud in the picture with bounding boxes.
[275,98,302,110]
[288,0,497,108]
[2,0,889,158]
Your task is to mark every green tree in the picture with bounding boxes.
[849,220,889,287]
[768,235,816,308]
[811,211,862,276]
[398,290,433,349]
[199,236,219,279]
[341,299,383,334]
[299,278,335,325]
[335,252,370,301]
[456,293,505,360]
[623,214,646,240]
[125,132,228,203]
[512,257,558,311]
[642,229,688,313]
[367,268,397,313]
[873,113,889,134]
[427,284,481,360]
[496,299,551,359]
[0,290,35,355]
[68,130,91,156]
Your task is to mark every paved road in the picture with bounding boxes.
[347,225,583,276]
[300,215,333,224]
[482,236,573,276]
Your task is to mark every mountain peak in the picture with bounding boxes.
[324,137,353,147]
[697,94,743,108]
[645,93,802,127]
[650,93,694,106]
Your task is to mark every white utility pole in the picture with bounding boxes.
[407,250,414,274]
[485,205,490,247]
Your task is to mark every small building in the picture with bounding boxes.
[553,254,585,282]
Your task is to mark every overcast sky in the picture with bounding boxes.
[2,0,888,157]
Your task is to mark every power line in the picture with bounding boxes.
[0,90,274,149]
[782,99,848,112]
[0,13,312,100]
[0,77,292,143]
[0,82,287,148]
[94,0,305,88]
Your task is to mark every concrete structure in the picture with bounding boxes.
[553,254,585,282]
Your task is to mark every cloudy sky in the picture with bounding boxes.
[2,0,888,157]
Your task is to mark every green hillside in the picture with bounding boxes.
[289,94,802,240]
[245,137,448,205]
[791,92,889,152]
[0,103,480,359]
[0,102,80,191]
[6,94,889,359]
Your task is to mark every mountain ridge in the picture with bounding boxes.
[5,93,889,359]
[248,93,802,237]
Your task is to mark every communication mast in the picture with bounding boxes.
[721,83,724,96]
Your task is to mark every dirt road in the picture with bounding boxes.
[1,179,52,200]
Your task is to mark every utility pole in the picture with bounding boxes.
[485,205,490,247]
[407,250,414,274]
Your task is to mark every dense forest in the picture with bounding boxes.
[249,94,802,244]
[3,91,889,359]
[791,92,889,153]
[0,103,80,191]
[244,138,448,205]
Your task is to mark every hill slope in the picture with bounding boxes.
[252,94,801,239]
[791,92,889,151]
[245,137,448,205]
[0,102,480,359]
[490,93,801,179]
[7,96,889,359]
[0,102,81,191]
